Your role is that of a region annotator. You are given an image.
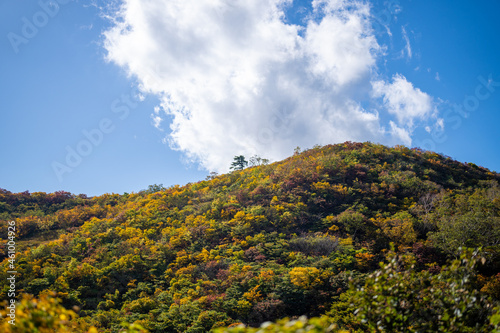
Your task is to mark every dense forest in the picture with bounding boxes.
[1,142,499,332]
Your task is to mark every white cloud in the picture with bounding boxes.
[305,0,379,87]
[372,74,433,128]
[103,0,436,172]
[151,106,163,129]
[401,26,412,59]
[152,116,163,130]
[389,121,412,146]
[436,117,444,130]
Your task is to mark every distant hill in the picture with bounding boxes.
[1,142,499,332]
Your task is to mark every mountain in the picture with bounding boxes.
[1,142,499,332]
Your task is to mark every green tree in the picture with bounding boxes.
[429,187,500,254]
[143,184,165,194]
[348,248,499,332]
[231,156,248,171]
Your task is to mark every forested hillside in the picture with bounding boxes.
[1,142,499,332]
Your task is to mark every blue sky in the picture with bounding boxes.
[1,0,499,196]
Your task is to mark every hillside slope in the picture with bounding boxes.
[1,142,499,332]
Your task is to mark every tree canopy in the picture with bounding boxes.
[230,155,249,170]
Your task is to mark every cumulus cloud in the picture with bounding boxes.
[103,0,436,172]
[372,74,433,128]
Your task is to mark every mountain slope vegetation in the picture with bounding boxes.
[1,142,499,332]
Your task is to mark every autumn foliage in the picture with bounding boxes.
[0,142,499,332]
